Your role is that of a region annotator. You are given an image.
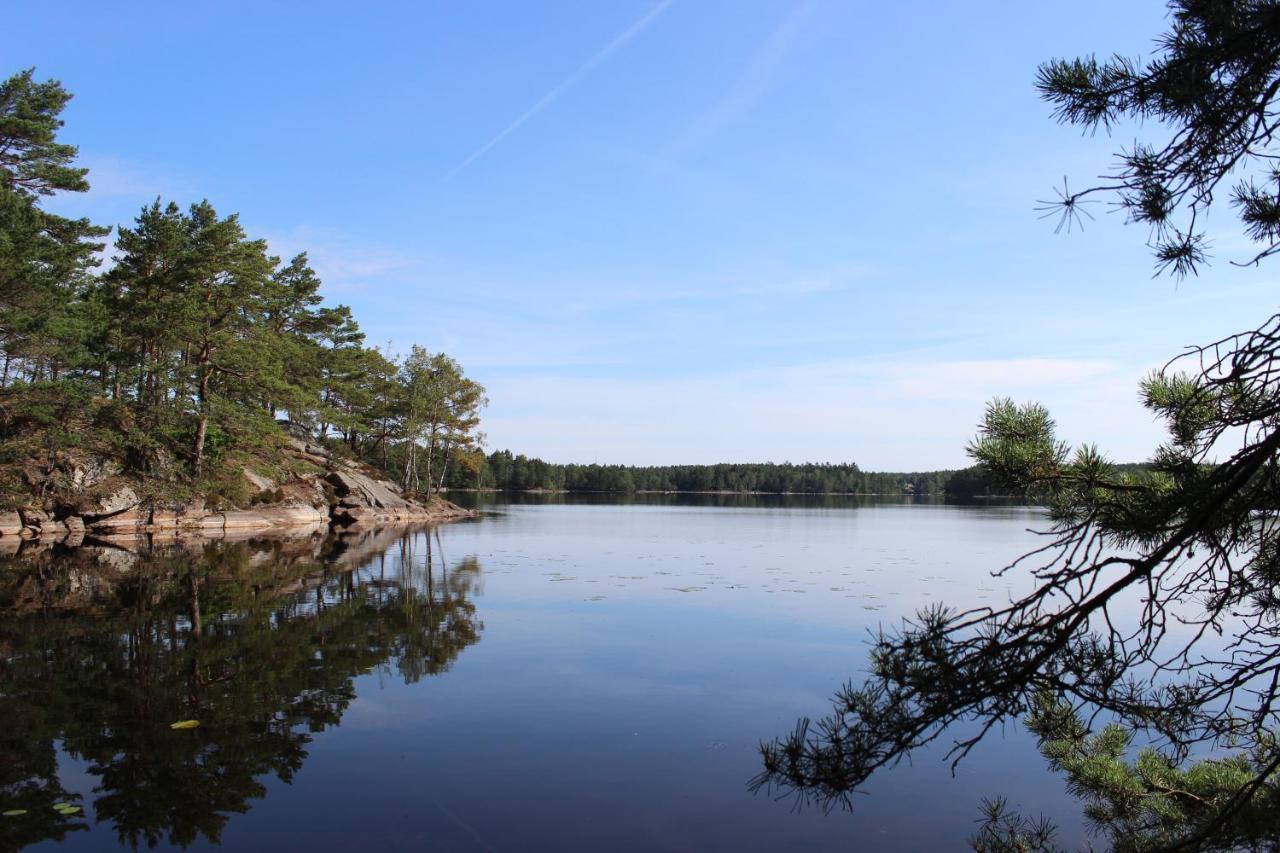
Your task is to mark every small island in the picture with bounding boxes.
[0,70,483,549]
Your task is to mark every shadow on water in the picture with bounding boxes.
[0,527,483,850]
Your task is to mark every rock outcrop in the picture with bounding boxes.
[0,436,472,549]
[0,512,23,537]
[328,469,472,527]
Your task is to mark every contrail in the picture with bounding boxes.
[444,0,674,179]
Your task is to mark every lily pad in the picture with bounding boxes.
[2,809,28,817]
[169,719,200,730]
[53,804,80,815]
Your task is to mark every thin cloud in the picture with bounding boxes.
[79,153,194,202]
[665,1,811,160]
[478,355,1161,469]
[445,0,674,178]
[264,226,423,294]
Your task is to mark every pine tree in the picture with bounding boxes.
[0,69,106,386]
[754,3,1280,848]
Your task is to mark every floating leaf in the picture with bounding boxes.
[53,804,80,815]
[2,809,27,817]
[169,719,200,730]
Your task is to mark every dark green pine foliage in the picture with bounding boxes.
[755,3,1280,850]
[452,450,981,496]
[0,68,488,503]
[1035,0,1280,276]
[0,68,107,387]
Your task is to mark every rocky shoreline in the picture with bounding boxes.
[0,436,474,550]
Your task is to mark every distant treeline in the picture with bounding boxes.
[446,451,1152,498]
[444,450,1013,497]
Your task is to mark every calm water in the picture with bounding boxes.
[0,497,1090,851]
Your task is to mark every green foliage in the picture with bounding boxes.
[754,320,1280,844]
[457,449,979,496]
[0,68,88,197]
[978,695,1280,853]
[0,69,106,400]
[1036,1,1280,275]
[970,797,1064,853]
[967,398,1066,488]
[0,68,486,508]
[396,346,486,496]
[755,4,1280,850]
[198,465,255,511]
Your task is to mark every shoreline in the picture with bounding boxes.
[0,436,477,549]
[0,502,474,559]
[445,487,1027,499]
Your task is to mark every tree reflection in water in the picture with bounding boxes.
[0,527,483,849]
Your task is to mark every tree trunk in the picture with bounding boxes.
[437,441,451,493]
[424,426,439,499]
[193,354,212,475]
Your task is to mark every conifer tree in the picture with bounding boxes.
[0,69,106,386]
[755,3,1280,849]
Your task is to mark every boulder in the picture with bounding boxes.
[243,467,276,492]
[69,457,118,489]
[19,508,50,528]
[280,474,327,508]
[0,511,22,536]
[37,519,68,539]
[325,470,412,511]
[82,486,140,521]
[87,507,147,533]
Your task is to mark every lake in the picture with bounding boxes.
[0,496,1091,851]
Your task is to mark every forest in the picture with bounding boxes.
[0,69,487,507]
[451,451,1004,497]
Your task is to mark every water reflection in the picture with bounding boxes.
[0,527,483,850]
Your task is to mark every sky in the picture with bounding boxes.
[6,1,1278,470]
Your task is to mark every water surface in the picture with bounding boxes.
[0,497,1088,851]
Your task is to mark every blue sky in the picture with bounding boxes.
[6,1,1277,469]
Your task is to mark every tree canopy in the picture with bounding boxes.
[438,449,1035,497]
[0,68,484,506]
